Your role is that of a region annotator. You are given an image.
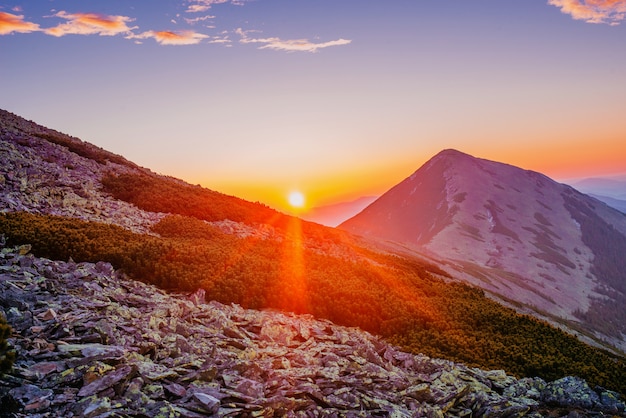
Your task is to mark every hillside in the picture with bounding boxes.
[340,149,626,354]
[4,244,625,416]
[1,109,626,414]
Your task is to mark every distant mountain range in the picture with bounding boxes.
[567,177,626,214]
[303,196,377,227]
[572,177,626,200]
[341,149,626,352]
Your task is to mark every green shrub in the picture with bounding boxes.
[0,317,15,375]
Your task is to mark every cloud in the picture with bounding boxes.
[186,0,244,13]
[0,12,40,35]
[132,30,210,45]
[548,0,626,25]
[208,35,232,45]
[187,4,212,13]
[45,11,137,37]
[236,28,352,52]
[184,14,216,25]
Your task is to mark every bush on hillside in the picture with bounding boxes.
[0,317,15,375]
[33,132,135,168]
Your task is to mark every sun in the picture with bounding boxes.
[288,191,305,208]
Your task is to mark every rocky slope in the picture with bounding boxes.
[340,149,626,353]
[0,109,164,234]
[1,244,624,417]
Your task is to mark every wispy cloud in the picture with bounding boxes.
[186,0,245,13]
[548,0,626,25]
[0,12,40,35]
[132,30,210,45]
[45,11,137,37]
[236,28,352,53]
[184,14,216,25]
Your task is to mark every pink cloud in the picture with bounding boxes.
[133,30,209,45]
[0,12,40,35]
[185,0,244,13]
[187,4,212,13]
[236,28,352,53]
[45,11,136,37]
[548,0,626,25]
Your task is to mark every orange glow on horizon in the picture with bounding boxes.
[476,135,626,181]
[190,158,418,214]
[183,133,626,214]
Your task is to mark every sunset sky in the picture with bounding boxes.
[2,0,626,212]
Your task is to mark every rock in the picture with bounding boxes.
[541,376,599,410]
[80,343,125,360]
[8,384,53,412]
[164,382,187,398]
[597,387,626,414]
[77,364,134,396]
[188,288,206,306]
[29,361,62,379]
[17,244,31,256]
[193,392,220,413]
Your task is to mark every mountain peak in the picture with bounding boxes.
[434,148,472,159]
[341,149,626,353]
[421,148,474,170]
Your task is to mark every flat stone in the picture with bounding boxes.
[193,392,220,413]
[29,361,62,378]
[164,382,187,398]
[77,364,134,397]
[9,384,54,410]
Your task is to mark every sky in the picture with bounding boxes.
[1,0,626,213]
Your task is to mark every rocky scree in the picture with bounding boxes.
[0,114,164,234]
[0,244,624,417]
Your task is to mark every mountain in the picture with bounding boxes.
[2,109,626,410]
[340,149,626,353]
[302,196,377,227]
[572,177,626,201]
[567,177,626,213]
[587,194,626,214]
